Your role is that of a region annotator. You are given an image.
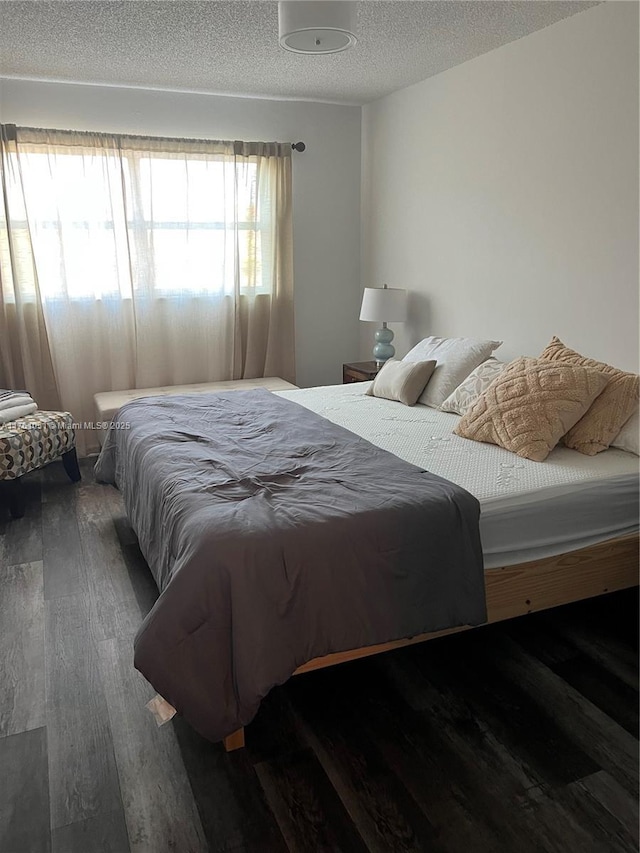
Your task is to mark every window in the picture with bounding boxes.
[1,125,294,449]
[7,140,273,302]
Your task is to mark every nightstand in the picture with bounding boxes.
[342,361,380,384]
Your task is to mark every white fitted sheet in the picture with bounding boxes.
[277,383,639,568]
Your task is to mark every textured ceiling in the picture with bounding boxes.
[0,1,599,105]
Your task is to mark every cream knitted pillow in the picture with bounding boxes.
[454,356,609,462]
[538,337,639,455]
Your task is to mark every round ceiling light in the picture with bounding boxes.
[278,1,358,55]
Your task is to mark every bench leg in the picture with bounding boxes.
[62,448,81,483]
[223,728,245,752]
[8,478,26,519]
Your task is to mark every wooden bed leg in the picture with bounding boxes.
[223,728,245,752]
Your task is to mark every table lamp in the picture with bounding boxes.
[359,284,408,366]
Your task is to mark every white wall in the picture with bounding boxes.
[0,79,362,387]
[361,2,639,372]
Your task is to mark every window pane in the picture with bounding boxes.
[14,146,271,302]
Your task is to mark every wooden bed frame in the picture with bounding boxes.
[223,532,639,751]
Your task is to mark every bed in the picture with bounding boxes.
[270,384,639,731]
[95,382,639,751]
[281,383,639,569]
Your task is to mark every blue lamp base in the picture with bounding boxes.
[373,323,395,366]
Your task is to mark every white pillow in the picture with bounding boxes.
[611,408,639,456]
[440,357,506,415]
[403,336,503,408]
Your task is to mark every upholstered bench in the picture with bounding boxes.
[94,377,298,445]
[0,411,81,519]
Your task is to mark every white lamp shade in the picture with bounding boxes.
[278,2,357,54]
[359,287,408,323]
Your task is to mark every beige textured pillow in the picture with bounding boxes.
[538,337,640,455]
[366,358,436,406]
[454,356,609,462]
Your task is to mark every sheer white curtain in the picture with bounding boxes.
[0,126,294,453]
[0,126,61,410]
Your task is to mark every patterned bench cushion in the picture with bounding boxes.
[0,411,75,481]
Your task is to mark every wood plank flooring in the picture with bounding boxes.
[0,459,637,853]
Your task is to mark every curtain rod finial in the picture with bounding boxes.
[291,142,306,152]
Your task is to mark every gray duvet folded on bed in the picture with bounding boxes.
[95,389,485,742]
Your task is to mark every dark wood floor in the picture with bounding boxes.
[1,459,638,853]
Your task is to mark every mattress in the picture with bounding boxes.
[277,383,639,568]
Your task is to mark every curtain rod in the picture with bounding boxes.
[3,124,306,152]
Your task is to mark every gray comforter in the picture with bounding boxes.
[95,389,485,742]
